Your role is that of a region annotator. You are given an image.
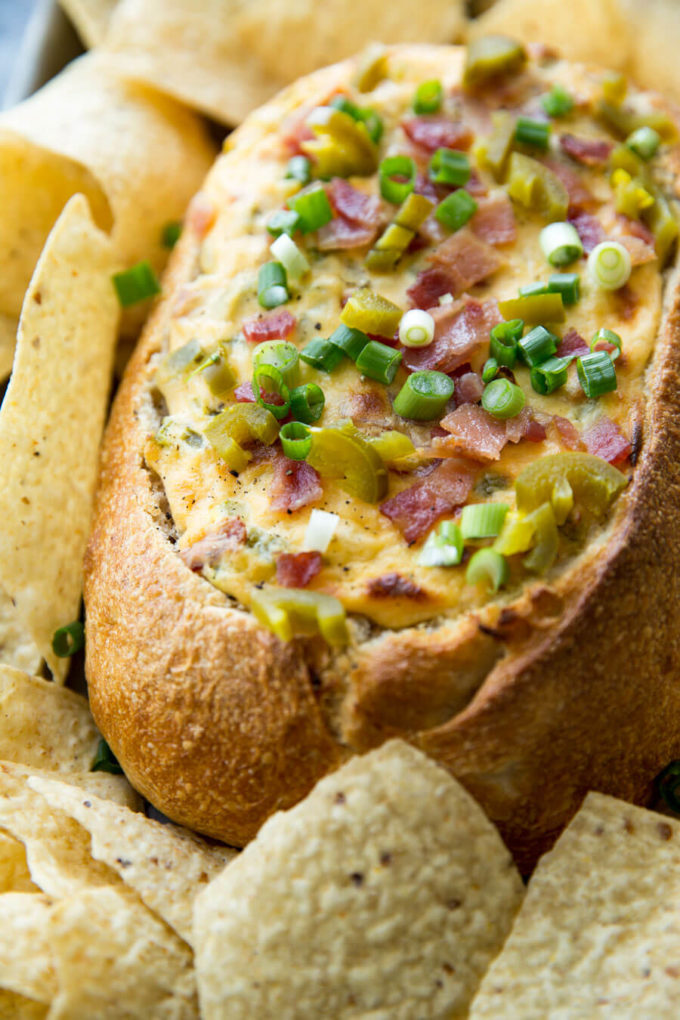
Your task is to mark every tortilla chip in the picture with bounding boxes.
[0,893,57,1004]
[59,0,117,46]
[0,315,16,382]
[48,885,198,1019]
[193,740,523,1020]
[0,591,41,677]
[0,832,38,894]
[467,0,631,71]
[0,992,47,1020]
[0,53,215,338]
[0,761,138,811]
[0,195,118,681]
[28,776,235,944]
[469,793,680,1018]
[620,0,680,100]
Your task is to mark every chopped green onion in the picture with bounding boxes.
[626,125,661,161]
[435,190,477,231]
[398,309,435,348]
[461,502,509,539]
[519,281,549,297]
[286,155,312,184]
[267,210,301,237]
[530,355,572,395]
[489,319,523,368]
[514,116,551,150]
[518,325,559,367]
[413,79,443,114]
[482,358,499,384]
[280,421,312,460]
[289,382,325,423]
[548,272,580,306]
[590,328,622,361]
[541,84,574,119]
[498,292,565,324]
[379,155,417,204]
[304,508,339,552]
[328,324,370,361]
[257,261,289,309]
[270,233,309,281]
[341,288,403,337]
[252,340,299,385]
[355,340,402,384]
[465,548,509,592]
[587,240,631,290]
[288,184,333,233]
[576,351,617,398]
[299,338,344,373]
[657,761,680,813]
[161,220,182,249]
[481,378,526,419]
[429,148,470,188]
[329,94,361,119]
[112,260,161,307]
[418,521,464,567]
[539,221,584,267]
[253,364,291,419]
[52,620,85,657]
[91,738,123,775]
[393,370,454,419]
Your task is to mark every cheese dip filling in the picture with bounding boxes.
[145,38,680,640]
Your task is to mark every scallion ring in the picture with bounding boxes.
[257,261,289,309]
[514,116,551,150]
[428,147,470,188]
[52,620,85,657]
[413,79,443,114]
[539,221,584,267]
[530,355,572,395]
[355,340,403,384]
[482,358,499,383]
[285,155,312,184]
[379,155,417,204]
[327,324,370,361]
[392,370,454,420]
[398,309,435,348]
[541,84,574,119]
[270,233,309,281]
[481,378,526,419]
[489,319,523,368]
[435,189,477,232]
[289,382,325,423]
[252,363,291,419]
[517,325,559,367]
[587,241,631,291]
[626,126,661,161]
[576,351,617,398]
[590,328,622,361]
[418,521,464,567]
[112,260,161,308]
[252,340,300,385]
[465,548,510,592]
[288,184,334,233]
[460,502,510,540]
[279,421,312,460]
[299,338,344,373]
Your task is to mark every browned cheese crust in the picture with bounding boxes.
[85,48,680,869]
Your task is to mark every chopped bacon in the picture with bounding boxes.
[367,573,427,600]
[234,381,256,402]
[618,215,655,246]
[465,169,488,197]
[407,267,453,308]
[505,407,546,444]
[276,551,322,588]
[402,116,473,153]
[543,157,596,213]
[411,228,503,305]
[524,418,548,443]
[180,519,247,572]
[242,309,296,343]
[282,112,314,155]
[327,178,381,226]
[617,233,657,266]
[316,217,378,250]
[568,212,605,254]
[403,298,501,374]
[186,193,216,239]
[556,328,589,359]
[471,191,516,246]
[271,457,323,513]
[583,416,631,465]
[560,134,614,166]
[438,404,508,461]
[455,371,484,406]
[551,415,584,451]
[380,458,474,543]
[413,171,442,204]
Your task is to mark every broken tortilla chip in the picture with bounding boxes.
[0,832,38,894]
[0,992,47,1020]
[59,0,117,47]
[0,893,57,1004]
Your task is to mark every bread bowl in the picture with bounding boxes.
[85,40,680,869]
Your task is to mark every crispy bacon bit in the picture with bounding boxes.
[413,171,442,204]
[560,134,614,166]
[367,573,427,600]
[403,298,501,374]
[583,416,631,464]
[427,228,504,294]
[186,192,216,239]
[551,415,584,450]
[180,519,247,572]
[327,178,381,226]
[465,169,488,197]
[402,116,473,153]
[407,267,455,308]
[317,218,378,250]
[271,457,323,513]
[438,404,508,461]
[470,191,516,246]
[234,381,256,402]
[505,407,546,444]
[543,157,596,213]
[568,212,605,255]
[380,458,474,543]
[276,551,322,588]
[242,309,296,343]
[617,234,657,266]
[556,328,589,359]
[455,371,484,406]
[524,418,548,443]
[618,215,655,246]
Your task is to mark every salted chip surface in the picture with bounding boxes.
[48,885,199,1019]
[59,0,117,46]
[0,195,118,681]
[28,776,236,944]
[469,792,680,1018]
[0,992,47,1019]
[0,666,100,773]
[193,740,523,1020]
[0,831,37,894]
[620,0,680,101]
[0,892,56,1004]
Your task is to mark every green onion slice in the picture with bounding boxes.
[460,502,509,539]
[289,382,325,423]
[299,338,345,373]
[398,309,435,348]
[393,370,454,420]
[91,738,124,775]
[481,378,526,419]
[590,328,622,361]
[587,241,631,290]
[530,355,572,395]
[519,281,549,297]
[288,184,333,233]
[355,340,403,384]
[327,324,370,361]
[548,272,580,306]
[514,116,551,150]
[435,189,477,232]
[267,210,301,238]
[252,340,300,385]
[418,520,464,567]
[52,620,85,657]
[413,79,443,114]
[482,358,499,383]
[539,221,584,267]
[465,548,509,592]
[253,364,291,419]
[112,260,161,307]
[257,261,289,309]
[379,155,417,204]
[270,233,309,281]
[161,220,182,249]
[489,319,523,367]
[518,325,559,367]
[576,351,617,398]
[280,421,313,460]
[541,84,574,119]
[285,155,312,184]
[429,147,470,188]
[626,125,661,161]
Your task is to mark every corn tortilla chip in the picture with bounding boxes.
[0,832,38,894]
[0,315,16,383]
[469,792,680,1018]
[28,776,235,944]
[0,893,57,1004]
[193,740,523,1020]
[0,992,47,1020]
[467,0,631,71]
[59,0,117,47]
[620,0,680,100]
[0,194,118,682]
[0,591,41,677]
[48,885,199,1019]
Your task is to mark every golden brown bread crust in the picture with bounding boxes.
[85,51,680,869]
